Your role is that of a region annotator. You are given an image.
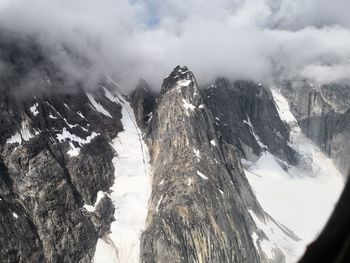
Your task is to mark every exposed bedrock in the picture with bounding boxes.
[202,78,298,165]
[0,32,122,262]
[140,66,281,263]
[280,81,350,176]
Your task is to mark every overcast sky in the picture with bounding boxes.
[1,0,350,91]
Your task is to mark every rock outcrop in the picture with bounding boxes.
[280,81,350,176]
[140,66,287,263]
[130,79,156,131]
[202,79,298,165]
[0,32,121,262]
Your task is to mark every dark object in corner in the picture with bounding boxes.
[299,172,350,263]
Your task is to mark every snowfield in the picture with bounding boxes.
[93,87,151,263]
[244,88,344,262]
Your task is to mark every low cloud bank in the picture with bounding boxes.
[1,0,350,91]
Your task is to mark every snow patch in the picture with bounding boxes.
[196,170,208,180]
[77,111,85,119]
[243,116,267,149]
[270,89,296,124]
[21,121,35,141]
[6,120,36,144]
[177,79,192,87]
[193,148,201,161]
[183,99,196,116]
[56,128,99,157]
[156,195,164,212]
[187,178,192,186]
[83,191,105,212]
[30,103,39,116]
[47,103,82,129]
[7,132,22,144]
[210,139,216,146]
[94,237,119,263]
[12,212,18,219]
[249,210,301,263]
[86,92,112,118]
[103,87,120,103]
[49,113,58,119]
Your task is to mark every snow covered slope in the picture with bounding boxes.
[243,88,344,262]
[94,87,151,263]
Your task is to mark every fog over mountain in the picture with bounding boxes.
[1,0,350,91]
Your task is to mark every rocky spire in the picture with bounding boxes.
[160,65,195,94]
[140,66,266,263]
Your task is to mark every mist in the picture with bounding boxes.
[1,0,350,92]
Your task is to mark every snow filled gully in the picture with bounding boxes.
[93,88,151,263]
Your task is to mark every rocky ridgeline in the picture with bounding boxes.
[0,86,124,262]
[0,33,123,262]
[0,29,346,263]
[137,66,291,263]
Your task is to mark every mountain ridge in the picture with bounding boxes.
[0,31,346,263]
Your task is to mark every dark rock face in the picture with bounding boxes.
[130,79,156,131]
[202,79,298,165]
[140,66,276,263]
[0,89,122,263]
[320,83,350,112]
[298,110,350,176]
[0,170,46,263]
[0,32,122,262]
[280,81,350,176]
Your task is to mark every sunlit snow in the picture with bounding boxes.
[6,120,36,144]
[193,148,201,161]
[196,170,208,180]
[30,103,39,116]
[182,99,196,115]
[56,128,99,157]
[83,191,105,212]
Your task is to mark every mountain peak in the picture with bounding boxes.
[161,65,195,93]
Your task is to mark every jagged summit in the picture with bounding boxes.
[161,65,195,93]
[139,66,305,263]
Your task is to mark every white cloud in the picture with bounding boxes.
[1,0,350,91]
[301,63,350,84]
